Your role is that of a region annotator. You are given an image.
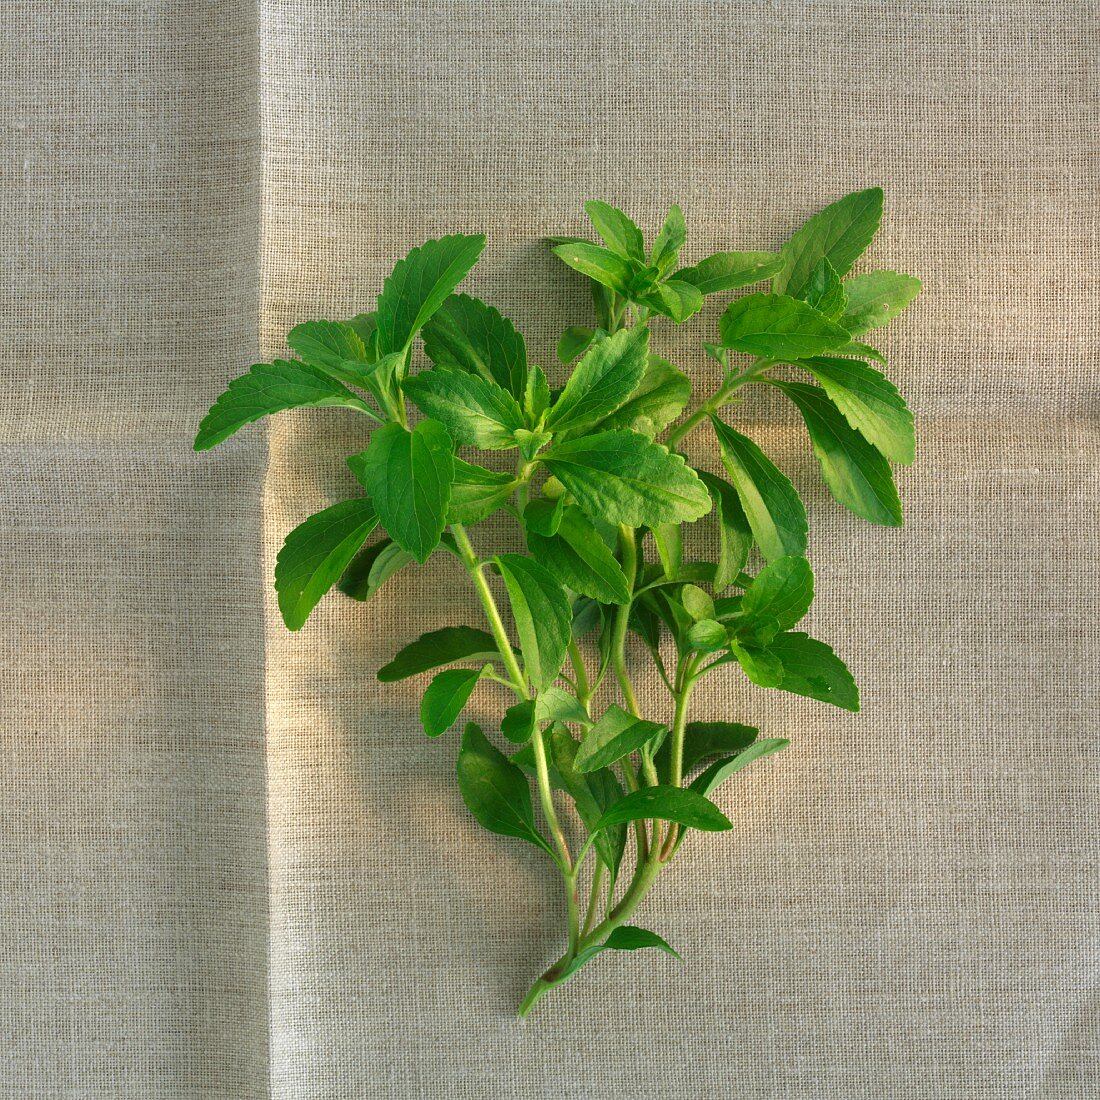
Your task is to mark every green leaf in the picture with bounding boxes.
[590,280,614,330]
[575,704,666,773]
[545,724,625,878]
[420,667,482,737]
[346,312,378,354]
[348,419,455,563]
[649,279,703,323]
[632,588,669,645]
[378,625,501,682]
[767,631,859,710]
[523,496,565,536]
[350,349,404,419]
[773,187,884,299]
[557,925,680,985]
[718,292,849,359]
[495,554,572,692]
[652,522,682,579]
[590,354,690,438]
[735,556,814,643]
[523,363,551,422]
[375,234,487,355]
[710,416,807,561]
[604,925,679,956]
[653,719,756,784]
[545,326,649,434]
[527,506,631,605]
[404,368,524,450]
[446,459,515,525]
[712,594,743,620]
[679,721,760,774]
[551,241,635,295]
[571,597,603,640]
[274,499,379,631]
[697,472,753,590]
[194,360,376,451]
[541,430,711,527]
[593,785,733,832]
[690,739,790,797]
[839,271,921,335]
[285,319,377,388]
[687,619,727,652]
[557,325,600,364]
[501,698,537,744]
[642,587,695,650]
[794,356,915,465]
[421,293,528,400]
[771,381,903,526]
[585,201,646,262]
[651,205,686,275]
[703,342,728,366]
[680,584,714,621]
[534,687,590,725]
[338,537,414,601]
[543,234,589,247]
[803,259,848,319]
[730,641,785,687]
[516,429,552,463]
[456,723,554,854]
[835,340,888,364]
[672,251,783,294]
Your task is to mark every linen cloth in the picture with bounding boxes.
[1,3,269,1097]
[3,1,1098,1096]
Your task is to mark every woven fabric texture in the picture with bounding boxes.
[4,0,1098,1097]
[1,3,269,1098]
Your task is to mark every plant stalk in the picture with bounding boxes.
[451,523,573,883]
[568,638,591,707]
[611,525,642,719]
[665,356,778,448]
[610,523,651,862]
[660,667,698,860]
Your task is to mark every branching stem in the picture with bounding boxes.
[665,356,779,449]
[451,522,575,905]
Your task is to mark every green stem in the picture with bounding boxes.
[618,755,648,862]
[450,524,527,694]
[451,523,573,878]
[665,356,778,449]
[519,667,700,1016]
[581,862,606,938]
[518,973,561,1018]
[668,662,699,789]
[568,639,591,707]
[611,525,641,718]
[608,293,625,334]
[518,851,663,1018]
[564,869,580,955]
[576,840,664,952]
[533,728,573,872]
[660,667,698,861]
[609,523,650,859]
[528,662,702,1021]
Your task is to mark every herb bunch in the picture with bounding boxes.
[196,190,920,1016]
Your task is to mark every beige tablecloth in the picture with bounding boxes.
[2,2,1096,1096]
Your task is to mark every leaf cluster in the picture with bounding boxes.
[196,189,920,1012]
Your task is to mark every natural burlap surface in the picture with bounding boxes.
[3,1,1097,1096]
[1,3,269,1097]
